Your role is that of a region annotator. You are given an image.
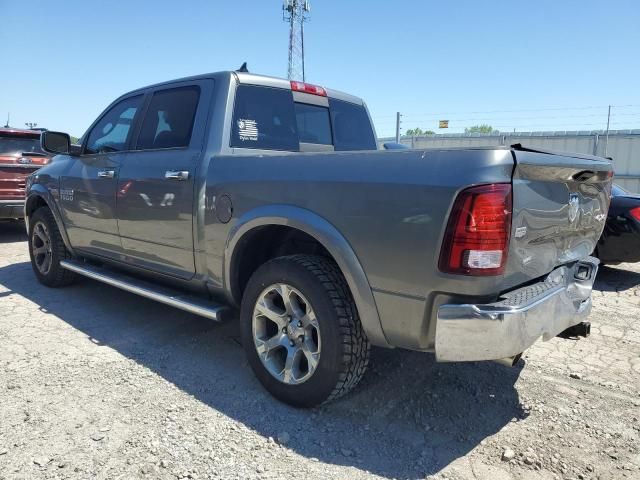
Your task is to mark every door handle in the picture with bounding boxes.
[97,169,115,179]
[165,170,190,181]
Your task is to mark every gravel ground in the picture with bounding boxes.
[1,220,639,480]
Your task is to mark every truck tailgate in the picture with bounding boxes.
[507,147,613,283]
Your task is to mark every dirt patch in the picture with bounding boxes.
[1,224,638,479]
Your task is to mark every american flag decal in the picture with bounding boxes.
[238,119,258,141]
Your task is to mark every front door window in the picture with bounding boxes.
[84,95,143,154]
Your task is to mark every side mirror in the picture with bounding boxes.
[41,131,71,155]
[70,144,83,156]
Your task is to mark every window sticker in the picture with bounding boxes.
[237,119,258,141]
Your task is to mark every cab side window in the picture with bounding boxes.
[230,85,299,151]
[329,98,377,151]
[136,86,200,150]
[85,95,143,154]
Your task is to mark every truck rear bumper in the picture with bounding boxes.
[435,257,599,362]
[0,199,25,219]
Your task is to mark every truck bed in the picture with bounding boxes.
[204,146,612,350]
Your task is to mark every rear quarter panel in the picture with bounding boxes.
[204,148,515,349]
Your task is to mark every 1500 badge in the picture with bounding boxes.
[60,189,74,201]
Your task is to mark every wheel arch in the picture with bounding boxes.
[25,187,75,255]
[224,205,390,347]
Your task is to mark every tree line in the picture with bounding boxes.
[403,124,497,136]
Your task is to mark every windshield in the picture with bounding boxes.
[0,135,44,156]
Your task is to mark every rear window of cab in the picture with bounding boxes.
[0,133,44,155]
[230,84,376,152]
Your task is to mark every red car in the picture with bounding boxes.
[0,128,51,219]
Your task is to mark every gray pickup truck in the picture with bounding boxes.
[27,70,612,407]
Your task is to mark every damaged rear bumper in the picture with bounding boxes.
[435,257,599,362]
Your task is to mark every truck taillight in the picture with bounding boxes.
[439,183,512,276]
[290,81,327,97]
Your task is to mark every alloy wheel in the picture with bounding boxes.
[32,221,53,275]
[252,283,321,385]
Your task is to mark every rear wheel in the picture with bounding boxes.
[240,254,370,407]
[28,207,77,287]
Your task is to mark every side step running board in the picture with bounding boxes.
[60,260,230,321]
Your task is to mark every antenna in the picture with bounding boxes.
[25,122,38,130]
[4,113,9,128]
[282,0,311,81]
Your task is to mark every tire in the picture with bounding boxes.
[240,254,370,407]
[593,247,609,267]
[28,207,77,287]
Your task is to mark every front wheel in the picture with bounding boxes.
[240,255,370,407]
[28,207,77,287]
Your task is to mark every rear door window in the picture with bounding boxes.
[231,85,298,151]
[294,103,332,145]
[329,98,377,151]
[136,86,200,150]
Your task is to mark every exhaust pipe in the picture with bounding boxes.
[557,322,591,339]
[493,352,523,367]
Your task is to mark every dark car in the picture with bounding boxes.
[0,128,51,219]
[595,184,640,264]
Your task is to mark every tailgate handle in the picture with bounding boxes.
[572,170,596,182]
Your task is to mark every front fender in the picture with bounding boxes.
[25,183,75,256]
[224,205,390,348]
